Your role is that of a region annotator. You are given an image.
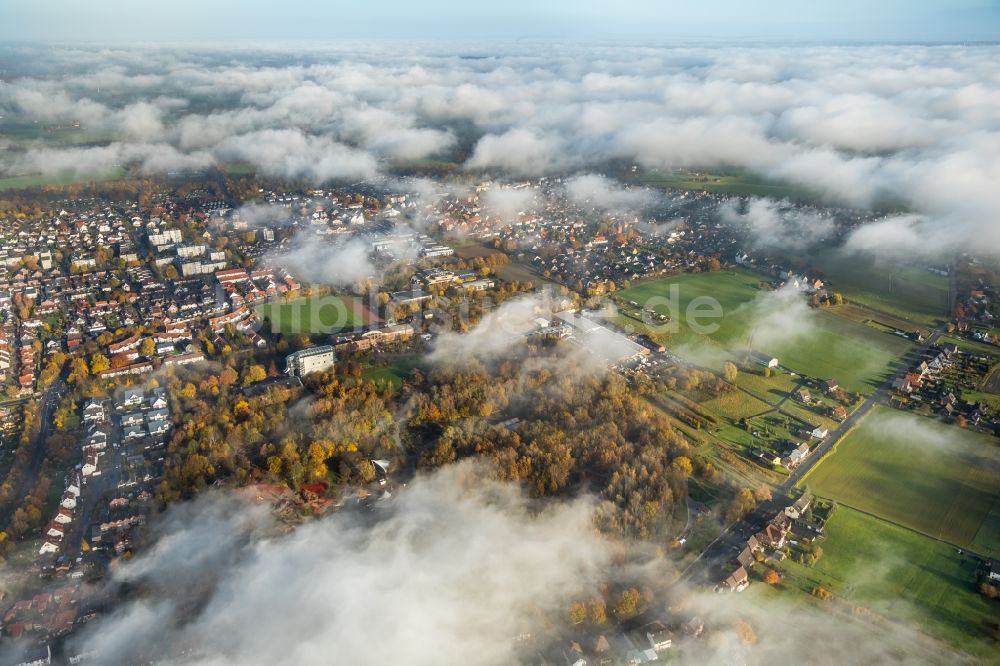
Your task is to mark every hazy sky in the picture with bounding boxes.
[0,0,998,43]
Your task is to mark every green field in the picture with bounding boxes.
[362,355,423,389]
[779,506,1000,659]
[617,270,913,393]
[802,407,1000,557]
[630,169,823,203]
[495,262,559,289]
[256,295,378,335]
[0,167,126,191]
[804,251,949,327]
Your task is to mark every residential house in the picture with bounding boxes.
[81,399,105,423]
[720,566,749,592]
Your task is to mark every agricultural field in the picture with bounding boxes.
[256,295,379,335]
[616,270,913,393]
[804,251,949,327]
[778,506,1000,659]
[699,389,772,421]
[629,168,823,203]
[801,406,1000,557]
[733,368,799,404]
[0,167,126,191]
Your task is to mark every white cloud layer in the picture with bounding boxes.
[69,465,609,666]
[1,43,998,256]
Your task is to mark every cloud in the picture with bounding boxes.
[740,282,818,353]
[214,129,379,182]
[5,142,215,177]
[232,202,295,228]
[563,174,656,212]
[1,43,999,257]
[427,293,551,365]
[719,198,835,251]
[70,465,610,666]
[263,231,379,286]
[478,185,539,222]
[466,128,562,175]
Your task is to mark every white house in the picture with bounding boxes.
[82,399,105,423]
[119,388,144,409]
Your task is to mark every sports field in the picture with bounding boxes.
[256,295,379,335]
[616,270,912,393]
[802,407,1000,557]
[779,506,1000,659]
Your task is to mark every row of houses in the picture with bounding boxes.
[718,495,814,593]
[39,472,82,556]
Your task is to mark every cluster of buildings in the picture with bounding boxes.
[890,343,998,430]
[410,267,494,293]
[718,494,817,593]
[38,472,81,556]
[2,583,89,645]
[548,619,688,666]
[331,323,415,354]
[40,387,167,560]
[554,311,651,366]
[0,192,323,396]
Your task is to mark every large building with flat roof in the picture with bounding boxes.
[285,345,336,377]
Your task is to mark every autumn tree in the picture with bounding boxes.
[764,569,781,585]
[219,367,238,386]
[723,361,738,382]
[725,488,757,522]
[242,364,267,386]
[613,587,642,620]
[587,598,607,625]
[90,353,110,375]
